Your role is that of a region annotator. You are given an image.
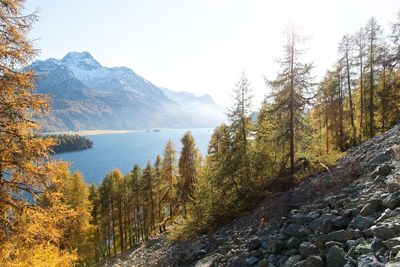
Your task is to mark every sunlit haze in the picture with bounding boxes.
[27,0,399,108]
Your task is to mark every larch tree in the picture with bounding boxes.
[353,27,367,138]
[339,34,357,144]
[142,161,156,235]
[177,131,200,217]
[0,0,76,265]
[267,25,314,179]
[63,171,95,265]
[130,165,142,242]
[365,17,383,138]
[153,155,164,233]
[160,140,177,220]
[227,72,254,197]
[391,11,400,66]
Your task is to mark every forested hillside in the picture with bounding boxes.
[0,1,400,266]
[44,134,93,153]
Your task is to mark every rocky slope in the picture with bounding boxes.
[106,122,400,267]
[30,52,224,131]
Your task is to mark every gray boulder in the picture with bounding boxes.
[383,192,400,210]
[248,237,262,251]
[357,253,384,267]
[349,215,374,230]
[360,199,382,216]
[326,245,346,267]
[195,253,223,267]
[282,255,302,267]
[283,224,308,238]
[299,242,318,259]
[287,237,301,249]
[227,255,250,267]
[303,255,324,267]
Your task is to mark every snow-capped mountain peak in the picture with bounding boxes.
[61,51,101,70]
[29,51,224,131]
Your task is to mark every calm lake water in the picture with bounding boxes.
[53,128,213,184]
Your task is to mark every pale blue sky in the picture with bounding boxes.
[26,0,399,107]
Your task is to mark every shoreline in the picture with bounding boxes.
[42,129,139,136]
[42,127,214,136]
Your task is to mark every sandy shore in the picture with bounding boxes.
[42,130,139,136]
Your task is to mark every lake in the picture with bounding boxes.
[53,128,213,184]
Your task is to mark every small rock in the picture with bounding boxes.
[332,216,351,230]
[348,241,371,258]
[383,192,400,210]
[287,237,301,249]
[292,260,306,267]
[326,241,346,250]
[326,245,346,267]
[303,255,324,267]
[371,164,392,177]
[263,236,284,253]
[390,245,400,261]
[307,210,321,220]
[360,199,382,216]
[283,224,308,237]
[374,175,386,183]
[299,242,318,259]
[317,230,355,244]
[387,181,400,193]
[255,259,269,267]
[285,248,300,256]
[291,213,309,224]
[349,215,374,230]
[371,238,388,257]
[282,255,302,267]
[227,255,250,267]
[248,237,262,250]
[321,219,333,234]
[370,224,396,239]
[384,237,400,249]
[245,256,259,266]
[343,208,358,218]
[195,253,223,267]
[367,149,392,167]
[357,253,384,267]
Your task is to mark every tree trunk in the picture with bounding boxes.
[346,51,356,144]
[289,33,295,178]
[369,37,374,138]
[359,51,364,139]
[382,65,386,130]
[338,72,344,151]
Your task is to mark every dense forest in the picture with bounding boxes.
[44,134,93,153]
[0,1,400,266]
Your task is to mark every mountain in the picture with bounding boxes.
[29,52,224,131]
[161,87,225,128]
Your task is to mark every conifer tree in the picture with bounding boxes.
[130,165,141,242]
[267,25,314,178]
[142,161,156,235]
[353,27,367,138]
[88,185,105,262]
[63,171,95,265]
[178,131,200,216]
[227,72,254,196]
[339,34,357,143]
[160,140,177,220]
[365,17,383,138]
[0,1,76,264]
[153,155,164,233]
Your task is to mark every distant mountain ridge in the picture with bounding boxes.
[29,52,224,131]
